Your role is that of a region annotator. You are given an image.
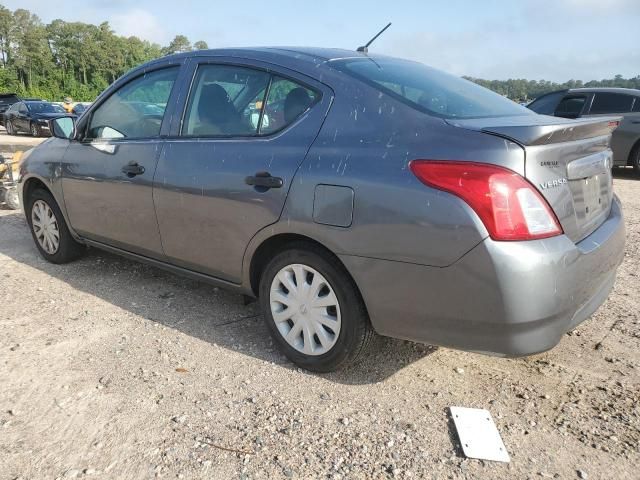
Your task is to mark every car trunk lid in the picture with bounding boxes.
[446,114,620,243]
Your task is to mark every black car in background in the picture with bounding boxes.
[3,101,71,137]
[528,87,640,172]
[0,93,20,127]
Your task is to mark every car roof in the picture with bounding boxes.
[152,47,401,77]
[568,87,640,95]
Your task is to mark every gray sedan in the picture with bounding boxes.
[18,48,625,371]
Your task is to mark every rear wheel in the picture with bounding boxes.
[5,120,15,135]
[26,188,84,263]
[631,144,640,175]
[258,244,374,372]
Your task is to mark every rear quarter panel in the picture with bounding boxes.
[249,69,527,269]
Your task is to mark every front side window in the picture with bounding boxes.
[88,67,179,139]
[590,92,634,114]
[554,95,587,118]
[527,91,566,115]
[183,65,320,137]
[332,58,533,119]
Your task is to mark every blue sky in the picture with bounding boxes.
[4,0,639,81]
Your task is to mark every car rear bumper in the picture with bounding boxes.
[340,195,625,357]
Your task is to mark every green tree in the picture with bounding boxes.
[193,40,208,50]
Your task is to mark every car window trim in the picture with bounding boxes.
[78,63,183,143]
[177,60,322,140]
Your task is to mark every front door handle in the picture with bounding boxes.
[245,171,283,189]
[121,161,145,177]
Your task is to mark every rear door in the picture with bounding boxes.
[153,58,332,282]
[582,91,638,165]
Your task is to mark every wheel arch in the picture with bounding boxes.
[246,231,363,304]
[628,136,640,166]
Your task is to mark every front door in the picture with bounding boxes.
[61,65,181,258]
[154,60,332,282]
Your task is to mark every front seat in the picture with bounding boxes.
[284,88,313,124]
[196,83,239,135]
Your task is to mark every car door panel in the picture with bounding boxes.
[60,63,185,259]
[61,141,165,257]
[153,60,333,283]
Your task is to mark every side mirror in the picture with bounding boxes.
[49,116,76,139]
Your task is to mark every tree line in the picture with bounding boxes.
[465,75,640,103]
[0,5,206,101]
[0,4,638,103]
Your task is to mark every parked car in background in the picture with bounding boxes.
[0,93,20,127]
[4,101,70,137]
[18,48,625,371]
[528,88,640,173]
[71,102,92,116]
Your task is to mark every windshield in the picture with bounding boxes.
[26,102,64,114]
[331,58,533,119]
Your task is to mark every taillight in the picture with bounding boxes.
[409,161,563,241]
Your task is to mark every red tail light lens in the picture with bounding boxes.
[409,161,563,241]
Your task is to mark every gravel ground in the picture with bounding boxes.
[1,170,638,480]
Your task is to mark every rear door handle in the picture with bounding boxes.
[245,171,283,189]
[121,161,145,177]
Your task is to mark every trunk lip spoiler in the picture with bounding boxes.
[446,115,622,146]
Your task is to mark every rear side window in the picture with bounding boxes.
[633,98,640,112]
[590,93,634,114]
[554,95,587,118]
[183,65,320,137]
[260,77,318,135]
[88,67,179,139]
[527,91,566,115]
[331,58,532,119]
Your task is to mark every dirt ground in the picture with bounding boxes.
[1,170,638,480]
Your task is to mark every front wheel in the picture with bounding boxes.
[259,244,374,372]
[5,120,15,135]
[30,122,40,137]
[26,188,85,263]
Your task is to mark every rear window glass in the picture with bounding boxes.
[527,91,566,115]
[590,93,634,114]
[554,95,586,117]
[331,58,532,119]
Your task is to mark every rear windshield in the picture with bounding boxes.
[331,58,533,119]
[0,95,19,106]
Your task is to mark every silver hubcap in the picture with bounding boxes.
[270,264,341,356]
[31,200,60,254]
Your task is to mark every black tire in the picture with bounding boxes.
[258,243,375,372]
[30,122,40,137]
[6,120,15,135]
[631,143,640,175]
[25,188,85,263]
[4,187,20,210]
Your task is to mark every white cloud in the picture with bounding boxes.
[109,8,167,45]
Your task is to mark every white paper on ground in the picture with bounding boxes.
[450,406,510,463]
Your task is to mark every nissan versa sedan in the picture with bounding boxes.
[18,48,625,371]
